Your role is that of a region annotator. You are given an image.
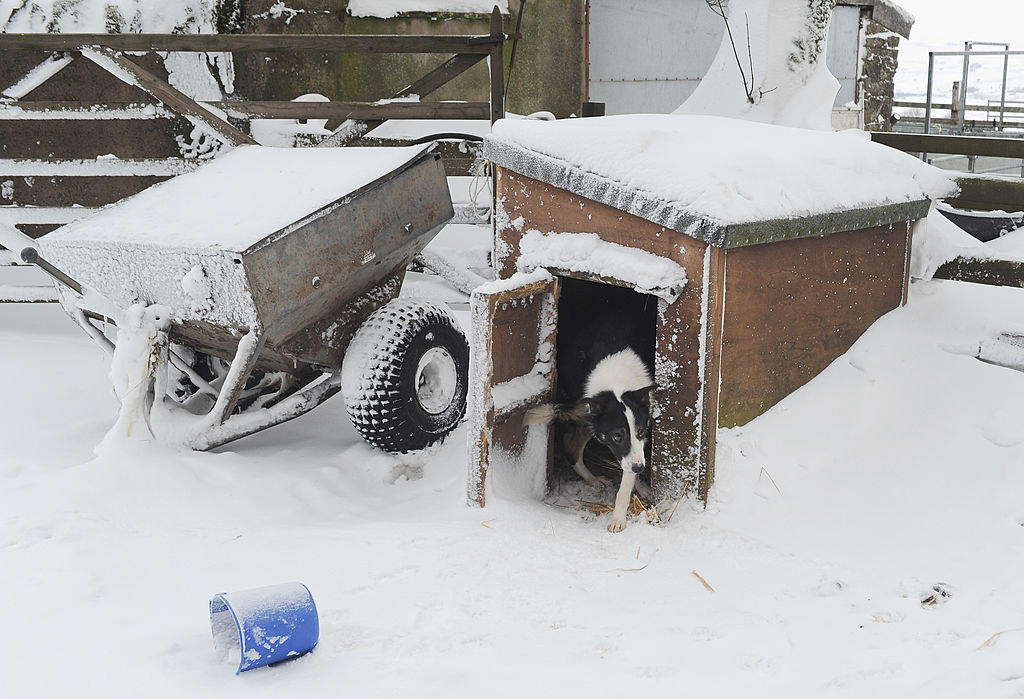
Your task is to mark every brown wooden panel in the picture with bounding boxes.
[0,175,170,207]
[698,245,726,502]
[718,223,910,427]
[488,7,504,122]
[494,167,703,278]
[935,256,1024,288]
[0,33,497,54]
[490,296,545,385]
[8,51,169,102]
[650,247,715,504]
[871,132,1024,160]
[215,99,490,120]
[949,176,1024,213]
[13,224,61,239]
[0,118,190,159]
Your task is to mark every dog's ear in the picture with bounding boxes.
[622,384,655,411]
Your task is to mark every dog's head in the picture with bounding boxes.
[572,386,654,473]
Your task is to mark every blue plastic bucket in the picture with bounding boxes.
[210,582,319,673]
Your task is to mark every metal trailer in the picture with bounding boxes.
[26,144,470,452]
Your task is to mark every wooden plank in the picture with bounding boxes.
[894,100,1024,115]
[489,7,505,123]
[871,132,1024,160]
[718,224,910,428]
[0,173,174,207]
[934,256,1024,288]
[0,102,176,119]
[721,200,929,248]
[80,46,257,147]
[0,118,191,159]
[949,175,1024,212]
[902,221,914,306]
[214,100,491,121]
[468,291,497,507]
[0,33,496,54]
[696,245,726,505]
[323,53,486,146]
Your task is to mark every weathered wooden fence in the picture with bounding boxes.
[871,132,1024,211]
[0,11,509,301]
[871,131,1024,288]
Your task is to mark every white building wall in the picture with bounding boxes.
[588,0,865,121]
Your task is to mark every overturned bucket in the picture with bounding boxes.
[210,582,319,673]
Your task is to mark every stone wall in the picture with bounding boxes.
[861,19,902,132]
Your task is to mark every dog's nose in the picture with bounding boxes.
[631,463,644,474]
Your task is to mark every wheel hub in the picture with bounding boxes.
[415,346,458,415]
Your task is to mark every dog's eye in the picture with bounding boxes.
[612,432,624,443]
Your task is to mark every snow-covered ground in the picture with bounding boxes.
[3,229,1024,696]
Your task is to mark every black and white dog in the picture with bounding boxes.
[525,293,655,533]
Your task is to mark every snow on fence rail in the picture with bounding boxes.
[0,19,511,303]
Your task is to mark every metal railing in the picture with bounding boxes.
[923,46,1023,134]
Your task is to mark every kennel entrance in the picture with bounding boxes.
[467,265,707,508]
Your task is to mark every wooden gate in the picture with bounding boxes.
[0,9,509,301]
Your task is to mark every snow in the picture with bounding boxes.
[347,0,508,18]
[0,158,199,177]
[986,228,1024,258]
[894,0,1024,105]
[4,272,1024,696]
[909,207,997,280]
[250,94,334,148]
[517,230,687,303]
[2,0,215,33]
[99,302,171,448]
[675,0,841,131]
[486,114,957,241]
[42,238,258,329]
[43,145,433,252]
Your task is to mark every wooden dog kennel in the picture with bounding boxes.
[467,115,954,507]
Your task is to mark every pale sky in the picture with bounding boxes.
[893,0,1023,100]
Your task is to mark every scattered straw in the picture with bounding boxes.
[572,494,672,525]
[978,628,1024,650]
[758,467,783,495]
[480,519,496,529]
[692,570,715,592]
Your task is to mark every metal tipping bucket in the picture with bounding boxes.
[210,582,319,673]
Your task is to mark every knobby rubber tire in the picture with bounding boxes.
[342,299,469,453]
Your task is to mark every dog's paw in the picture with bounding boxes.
[607,517,627,533]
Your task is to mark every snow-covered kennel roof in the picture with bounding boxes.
[484,115,957,248]
[44,144,435,253]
